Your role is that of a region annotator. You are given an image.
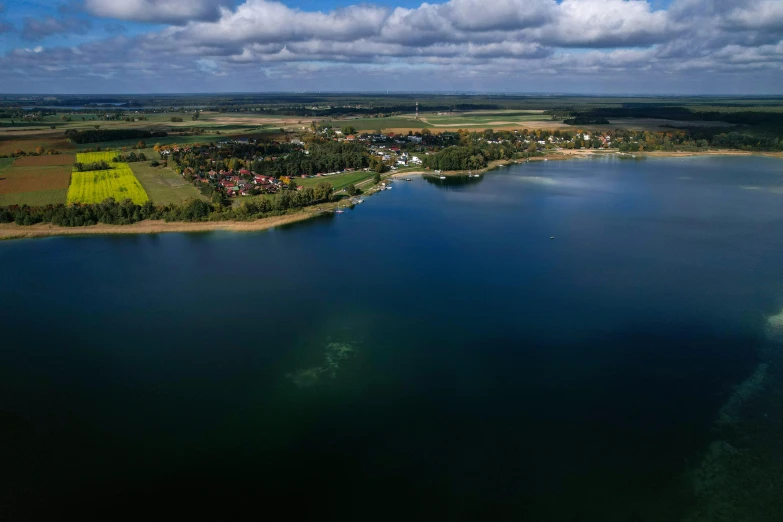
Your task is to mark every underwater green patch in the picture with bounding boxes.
[286,341,358,388]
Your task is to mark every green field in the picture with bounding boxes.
[297,171,375,191]
[130,163,206,205]
[422,111,553,126]
[68,154,149,204]
[0,158,14,172]
[0,188,68,206]
[336,116,430,131]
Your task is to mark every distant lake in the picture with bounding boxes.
[2,156,782,521]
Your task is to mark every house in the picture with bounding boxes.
[239,169,251,177]
[345,135,356,142]
[408,136,422,143]
[410,156,423,165]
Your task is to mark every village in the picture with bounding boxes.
[151,125,689,202]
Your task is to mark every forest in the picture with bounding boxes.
[253,142,368,177]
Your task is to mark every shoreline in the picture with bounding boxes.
[392,149,782,178]
[0,211,317,241]
[3,149,781,241]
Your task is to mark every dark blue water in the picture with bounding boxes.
[2,156,783,521]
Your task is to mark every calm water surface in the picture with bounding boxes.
[2,156,783,520]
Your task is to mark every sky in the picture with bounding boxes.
[0,0,780,95]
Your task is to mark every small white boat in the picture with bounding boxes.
[439,175,446,180]
[406,178,412,181]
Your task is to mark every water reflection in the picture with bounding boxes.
[422,173,485,188]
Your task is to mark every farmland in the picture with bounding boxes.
[76,151,118,164]
[130,162,205,205]
[12,154,76,166]
[0,131,75,155]
[0,156,72,206]
[0,165,71,194]
[67,152,149,204]
[0,189,69,207]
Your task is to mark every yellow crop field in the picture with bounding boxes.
[67,163,149,205]
[76,151,118,164]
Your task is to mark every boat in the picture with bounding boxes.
[406,178,412,181]
[439,176,446,180]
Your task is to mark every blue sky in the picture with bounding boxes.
[0,0,780,94]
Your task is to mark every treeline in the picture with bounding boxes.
[0,182,335,227]
[574,106,783,127]
[564,117,610,125]
[707,132,782,150]
[65,128,168,144]
[254,104,500,117]
[74,161,112,172]
[112,152,148,163]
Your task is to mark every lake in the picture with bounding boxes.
[2,156,782,521]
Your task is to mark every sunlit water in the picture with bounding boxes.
[2,156,782,521]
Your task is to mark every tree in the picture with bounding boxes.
[136,140,146,149]
[370,156,385,174]
[35,146,44,155]
[192,111,200,121]
[94,125,101,130]
[373,172,381,184]
[341,125,356,136]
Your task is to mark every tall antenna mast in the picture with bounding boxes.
[415,100,419,120]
